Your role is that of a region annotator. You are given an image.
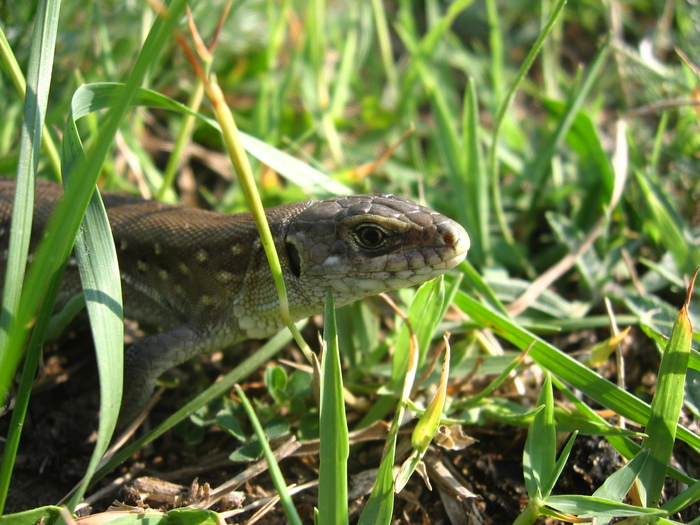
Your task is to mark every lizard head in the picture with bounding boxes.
[284,194,469,307]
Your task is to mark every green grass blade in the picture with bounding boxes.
[0,0,189,511]
[0,26,61,180]
[357,436,396,525]
[370,0,398,107]
[396,342,450,492]
[417,0,476,56]
[634,169,700,276]
[545,431,578,498]
[0,269,66,514]
[523,374,555,498]
[359,282,428,524]
[60,180,122,507]
[484,0,504,109]
[392,276,445,381]
[586,450,650,525]
[544,494,666,519]
[0,0,61,381]
[540,100,616,209]
[594,449,650,497]
[662,478,700,516]
[488,0,567,276]
[0,506,62,525]
[462,78,489,266]
[459,260,509,315]
[72,82,351,197]
[358,306,422,524]
[305,0,343,164]
[637,274,695,507]
[236,385,303,525]
[549,378,698,487]
[453,291,700,450]
[237,131,351,197]
[0,0,189,408]
[336,301,380,371]
[252,0,291,143]
[458,350,528,409]
[318,290,349,525]
[526,36,610,217]
[0,0,61,512]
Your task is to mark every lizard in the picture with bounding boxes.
[0,178,469,420]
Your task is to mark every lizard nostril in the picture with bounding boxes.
[442,231,456,246]
[435,221,470,255]
[438,223,459,246]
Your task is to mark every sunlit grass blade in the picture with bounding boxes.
[48,72,130,507]
[662,478,700,517]
[330,1,360,116]
[0,269,66,515]
[484,0,504,109]
[305,0,343,164]
[1,0,189,509]
[462,78,489,266]
[583,450,650,525]
[634,169,700,276]
[637,269,696,507]
[357,436,396,525]
[543,494,666,520]
[523,374,555,499]
[0,27,61,180]
[252,0,288,142]
[359,290,422,524]
[236,385,302,525]
[544,431,577,499]
[525,36,611,219]
[0,0,61,512]
[454,291,700,451]
[369,0,398,107]
[73,82,350,197]
[317,290,349,525]
[0,506,62,525]
[392,276,445,381]
[0,0,61,387]
[0,0,189,410]
[594,449,650,500]
[194,58,314,360]
[458,347,528,409]
[61,188,123,510]
[488,0,567,276]
[458,260,508,316]
[336,301,380,371]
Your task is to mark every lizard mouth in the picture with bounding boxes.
[323,247,470,295]
[437,247,469,271]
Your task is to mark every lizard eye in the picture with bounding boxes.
[354,224,387,249]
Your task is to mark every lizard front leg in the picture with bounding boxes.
[120,326,219,424]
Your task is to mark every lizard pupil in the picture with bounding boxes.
[357,225,384,248]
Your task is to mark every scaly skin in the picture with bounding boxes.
[0,179,469,419]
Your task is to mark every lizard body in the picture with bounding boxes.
[0,179,469,417]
